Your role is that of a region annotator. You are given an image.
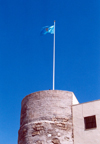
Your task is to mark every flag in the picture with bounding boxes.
[40,25,54,35]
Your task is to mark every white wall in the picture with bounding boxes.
[72,94,79,105]
[73,100,100,144]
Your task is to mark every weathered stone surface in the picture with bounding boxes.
[52,138,61,144]
[18,90,74,144]
[32,131,40,136]
[36,140,43,144]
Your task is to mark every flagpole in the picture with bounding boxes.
[53,20,55,90]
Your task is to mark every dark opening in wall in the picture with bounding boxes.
[84,115,97,130]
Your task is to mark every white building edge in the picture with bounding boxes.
[72,94,100,144]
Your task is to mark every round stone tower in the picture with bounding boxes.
[18,90,74,144]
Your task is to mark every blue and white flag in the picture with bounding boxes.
[40,25,54,35]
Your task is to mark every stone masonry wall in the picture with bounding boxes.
[18,90,74,144]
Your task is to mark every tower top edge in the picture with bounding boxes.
[21,90,75,104]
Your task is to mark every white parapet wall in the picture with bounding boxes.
[72,93,79,105]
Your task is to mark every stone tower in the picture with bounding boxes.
[18,90,77,144]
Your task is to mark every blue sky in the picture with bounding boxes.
[0,0,100,143]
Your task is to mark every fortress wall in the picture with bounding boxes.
[18,90,74,144]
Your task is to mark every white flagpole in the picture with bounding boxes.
[53,20,55,90]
